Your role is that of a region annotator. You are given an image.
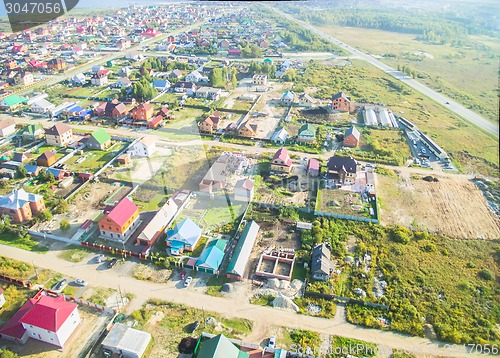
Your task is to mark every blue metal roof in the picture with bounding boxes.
[196,239,227,270]
[167,217,202,247]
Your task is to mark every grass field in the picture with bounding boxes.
[316,25,499,123]
[64,142,126,173]
[294,60,498,175]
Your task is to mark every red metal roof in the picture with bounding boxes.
[307,158,320,171]
[0,299,34,339]
[19,295,77,332]
[272,148,292,167]
[105,197,138,227]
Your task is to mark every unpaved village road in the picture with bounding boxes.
[0,244,482,357]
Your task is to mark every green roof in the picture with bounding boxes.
[197,334,249,358]
[23,124,43,135]
[298,123,315,135]
[91,129,111,145]
[3,94,26,107]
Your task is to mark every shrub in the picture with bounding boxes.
[478,269,494,281]
[60,219,70,231]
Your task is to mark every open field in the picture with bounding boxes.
[316,189,374,219]
[316,25,500,123]
[293,59,499,175]
[377,170,500,239]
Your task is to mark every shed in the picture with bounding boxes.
[226,221,260,280]
[102,323,151,358]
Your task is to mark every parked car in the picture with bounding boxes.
[107,258,118,269]
[53,279,67,291]
[180,270,186,280]
[184,276,193,287]
[96,254,105,263]
[74,279,87,286]
[268,336,276,349]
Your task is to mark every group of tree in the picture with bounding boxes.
[131,77,158,101]
[208,67,238,89]
[248,61,277,77]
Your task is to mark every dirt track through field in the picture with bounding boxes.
[378,172,500,239]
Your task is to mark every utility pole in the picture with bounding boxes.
[32,261,39,280]
[118,284,124,306]
[202,307,206,328]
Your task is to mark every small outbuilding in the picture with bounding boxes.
[102,323,151,358]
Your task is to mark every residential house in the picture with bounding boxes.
[331,92,351,112]
[238,121,257,138]
[45,123,74,146]
[47,58,66,71]
[326,156,358,184]
[307,159,320,177]
[130,103,154,122]
[0,188,45,223]
[101,323,151,358]
[252,74,267,85]
[24,164,42,177]
[37,151,56,167]
[115,77,132,88]
[0,118,16,137]
[12,152,29,163]
[195,239,227,274]
[280,91,294,105]
[198,112,221,134]
[297,123,316,143]
[270,127,288,144]
[311,243,332,281]
[30,98,55,114]
[91,70,109,86]
[166,218,202,255]
[141,28,161,37]
[136,199,178,246]
[270,147,292,173]
[172,81,196,95]
[0,291,80,347]
[168,69,183,80]
[152,79,171,91]
[185,70,205,83]
[234,178,254,202]
[15,72,34,86]
[71,73,86,85]
[226,221,259,280]
[0,94,26,111]
[21,124,44,140]
[343,126,360,147]
[86,129,111,150]
[98,197,140,242]
[127,136,156,158]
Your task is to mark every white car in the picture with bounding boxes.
[268,336,276,349]
[184,276,193,287]
[75,279,88,286]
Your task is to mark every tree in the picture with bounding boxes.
[38,210,52,222]
[17,165,27,178]
[209,68,225,88]
[54,198,69,214]
[231,68,238,89]
[60,219,70,231]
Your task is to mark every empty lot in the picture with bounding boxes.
[377,171,500,239]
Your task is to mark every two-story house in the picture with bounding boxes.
[270,148,292,173]
[45,123,73,146]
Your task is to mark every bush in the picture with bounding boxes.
[60,219,70,231]
[478,269,494,281]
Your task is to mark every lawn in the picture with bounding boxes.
[205,275,230,297]
[0,233,48,253]
[69,86,99,97]
[0,285,34,325]
[64,142,126,173]
[153,92,180,104]
[58,246,91,263]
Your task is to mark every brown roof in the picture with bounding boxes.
[45,123,71,136]
[38,151,56,160]
[139,136,156,147]
[0,118,15,130]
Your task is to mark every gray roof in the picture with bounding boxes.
[271,127,288,142]
[0,188,43,211]
[227,221,260,277]
[311,243,331,276]
[102,323,151,357]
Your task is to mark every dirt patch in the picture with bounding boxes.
[133,263,172,283]
[377,171,500,239]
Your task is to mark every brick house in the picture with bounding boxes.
[331,92,351,112]
[0,188,45,223]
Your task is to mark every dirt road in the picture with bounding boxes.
[0,244,481,357]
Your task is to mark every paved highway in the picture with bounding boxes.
[270,7,499,137]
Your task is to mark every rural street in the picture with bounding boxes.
[269,7,499,137]
[0,244,480,357]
